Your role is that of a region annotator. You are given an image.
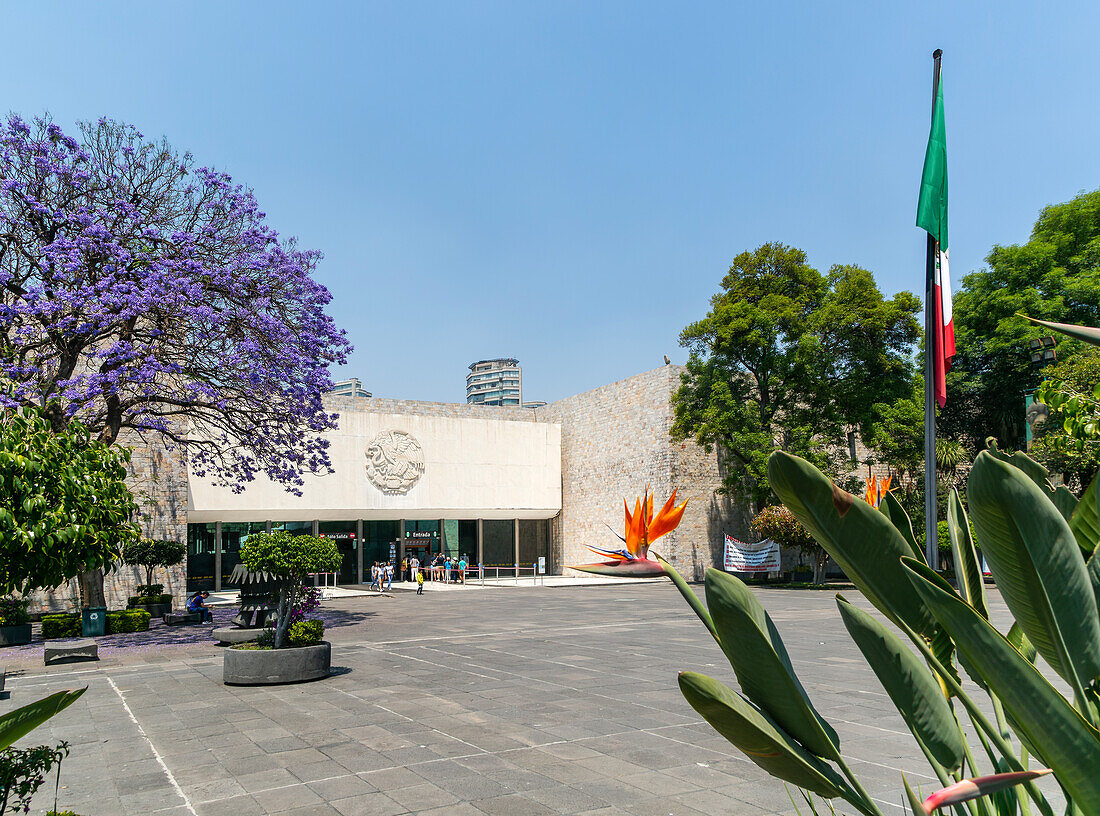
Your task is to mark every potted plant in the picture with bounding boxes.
[121,539,185,617]
[222,531,339,685]
[0,597,31,646]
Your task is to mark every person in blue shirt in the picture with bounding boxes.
[187,591,213,623]
[444,557,452,583]
[458,556,468,584]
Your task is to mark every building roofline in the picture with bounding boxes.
[468,357,519,371]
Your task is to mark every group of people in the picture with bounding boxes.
[403,553,471,587]
[369,561,394,591]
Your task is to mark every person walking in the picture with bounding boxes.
[416,568,425,594]
[369,562,380,591]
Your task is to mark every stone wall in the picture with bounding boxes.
[27,429,188,615]
[536,365,751,580]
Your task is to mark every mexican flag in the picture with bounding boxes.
[916,72,955,408]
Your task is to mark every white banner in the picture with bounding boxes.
[724,535,781,572]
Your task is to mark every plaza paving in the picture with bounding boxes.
[1,582,1032,816]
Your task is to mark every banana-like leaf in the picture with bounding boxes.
[947,488,987,620]
[705,568,840,760]
[768,451,937,638]
[654,552,717,642]
[1021,315,1100,347]
[967,451,1100,686]
[982,439,1053,494]
[837,596,964,772]
[1089,551,1100,619]
[0,688,86,749]
[1006,622,1037,664]
[1049,485,1078,525]
[1070,471,1100,560]
[677,672,859,805]
[901,557,1100,812]
[881,492,926,563]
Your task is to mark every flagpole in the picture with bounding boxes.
[923,48,942,568]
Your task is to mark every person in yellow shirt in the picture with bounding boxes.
[416,569,425,595]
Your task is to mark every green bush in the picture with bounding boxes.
[105,610,150,634]
[288,619,324,647]
[126,594,172,608]
[0,596,30,627]
[40,614,81,639]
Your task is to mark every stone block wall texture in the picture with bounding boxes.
[536,365,752,581]
[27,429,188,615]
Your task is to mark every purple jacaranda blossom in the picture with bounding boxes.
[0,115,351,492]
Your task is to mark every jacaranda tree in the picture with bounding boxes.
[0,114,352,603]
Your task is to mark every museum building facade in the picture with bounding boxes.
[28,365,751,612]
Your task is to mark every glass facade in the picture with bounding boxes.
[518,519,549,570]
[318,521,358,584]
[220,522,266,587]
[185,517,551,587]
[482,519,515,569]
[187,523,216,592]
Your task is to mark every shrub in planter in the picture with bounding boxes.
[105,610,150,634]
[126,594,172,608]
[0,596,32,646]
[0,598,30,628]
[40,615,81,639]
[239,532,339,649]
[288,619,324,647]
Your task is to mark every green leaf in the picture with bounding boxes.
[967,451,1100,686]
[836,596,964,772]
[880,492,926,563]
[1021,315,1100,347]
[982,439,1052,494]
[902,774,927,816]
[767,451,937,638]
[1049,485,1078,525]
[901,557,1100,811]
[1006,622,1037,664]
[1070,471,1100,560]
[946,488,987,620]
[654,552,717,642]
[677,672,857,804]
[0,688,86,749]
[705,568,840,759]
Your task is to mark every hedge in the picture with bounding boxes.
[127,594,172,608]
[40,610,151,638]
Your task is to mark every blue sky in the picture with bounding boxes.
[3,2,1098,403]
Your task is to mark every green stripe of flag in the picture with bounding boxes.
[916,76,948,250]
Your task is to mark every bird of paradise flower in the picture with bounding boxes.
[863,473,893,508]
[569,488,688,577]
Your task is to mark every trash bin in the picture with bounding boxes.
[81,606,107,637]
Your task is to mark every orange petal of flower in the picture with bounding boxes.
[648,493,688,543]
[625,496,645,554]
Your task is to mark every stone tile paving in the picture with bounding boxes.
[0,582,1063,815]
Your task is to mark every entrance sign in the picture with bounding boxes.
[724,535,780,572]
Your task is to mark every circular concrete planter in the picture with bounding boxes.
[212,626,262,645]
[0,623,32,646]
[223,641,330,685]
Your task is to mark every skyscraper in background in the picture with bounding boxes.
[466,358,522,406]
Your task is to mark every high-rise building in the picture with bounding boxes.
[328,377,372,399]
[466,358,522,406]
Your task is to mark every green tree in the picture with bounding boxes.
[0,406,139,597]
[942,189,1100,449]
[121,539,186,592]
[1031,346,1100,491]
[239,532,339,649]
[672,243,921,506]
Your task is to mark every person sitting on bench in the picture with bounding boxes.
[187,591,213,623]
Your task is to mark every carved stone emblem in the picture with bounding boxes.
[365,430,425,494]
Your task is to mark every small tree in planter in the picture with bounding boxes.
[750,504,828,584]
[238,532,339,649]
[121,539,186,604]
